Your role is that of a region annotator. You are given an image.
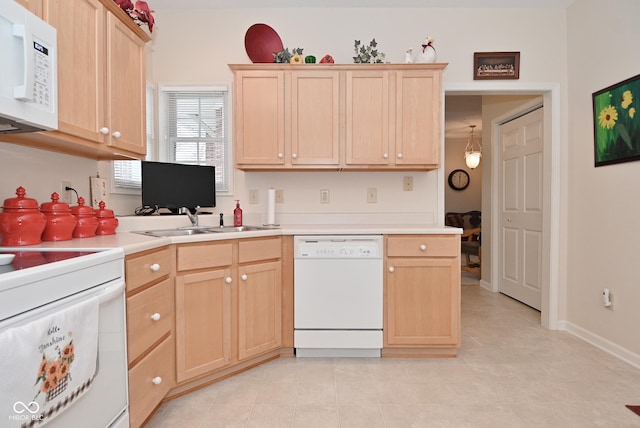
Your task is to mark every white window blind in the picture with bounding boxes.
[163,87,229,192]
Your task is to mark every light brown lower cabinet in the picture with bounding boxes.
[125,246,175,428]
[384,235,461,357]
[174,237,282,384]
[175,267,233,382]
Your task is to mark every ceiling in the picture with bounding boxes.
[445,95,482,139]
[150,0,574,9]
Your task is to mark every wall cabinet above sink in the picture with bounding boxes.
[229,63,447,171]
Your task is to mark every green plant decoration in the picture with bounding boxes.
[274,47,304,63]
[353,39,387,64]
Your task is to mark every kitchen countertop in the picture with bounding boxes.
[1,220,462,255]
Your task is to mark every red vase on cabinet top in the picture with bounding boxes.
[0,186,47,246]
[40,192,77,241]
[71,197,98,238]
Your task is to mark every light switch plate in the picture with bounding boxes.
[367,188,377,203]
[90,177,108,209]
[320,189,330,204]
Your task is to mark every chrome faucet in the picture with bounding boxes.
[178,206,200,227]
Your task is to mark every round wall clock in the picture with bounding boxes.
[448,169,470,191]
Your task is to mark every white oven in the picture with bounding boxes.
[0,248,128,428]
[294,235,383,357]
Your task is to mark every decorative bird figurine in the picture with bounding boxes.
[405,48,414,63]
[415,36,436,63]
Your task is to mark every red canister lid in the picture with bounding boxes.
[95,201,115,218]
[70,197,95,216]
[40,192,72,213]
[2,186,40,210]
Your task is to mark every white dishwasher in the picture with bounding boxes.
[294,235,383,357]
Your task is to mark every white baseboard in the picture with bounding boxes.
[479,279,494,292]
[560,320,640,370]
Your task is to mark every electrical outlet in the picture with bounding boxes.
[61,180,72,204]
[320,189,330,204]
[275,189,284,203]
[403,176,414,191]
[367,188,377,203]
[249,189,259,204]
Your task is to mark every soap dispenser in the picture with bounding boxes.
[233,200,243,227]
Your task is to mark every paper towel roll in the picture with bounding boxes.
[266,188,276,225]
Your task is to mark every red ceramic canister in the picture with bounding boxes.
[0,186,47,246]
[41,192,77,241]
[70,197,98,238]
[95,201,118,235]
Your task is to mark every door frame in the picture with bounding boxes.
[442,82,561,330]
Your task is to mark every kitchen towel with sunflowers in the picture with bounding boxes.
[0,297,99,427]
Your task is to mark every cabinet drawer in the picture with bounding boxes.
[386,235,458,257]
[126,247,171,293]
[177,242,233,271]
[129,335,174,428]
[127,278,173,364]
[239,237,282,263]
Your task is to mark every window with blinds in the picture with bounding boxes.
[163,87,229,193]
[111,85,230,194]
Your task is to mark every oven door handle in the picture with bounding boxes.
[97,280,125,304]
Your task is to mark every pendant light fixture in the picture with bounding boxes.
[464,125,482,169]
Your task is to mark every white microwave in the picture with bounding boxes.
[0,0,57,134]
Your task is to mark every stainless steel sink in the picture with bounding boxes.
[133,228,218,237]
[132,225,275,237]
[213,225,273,233]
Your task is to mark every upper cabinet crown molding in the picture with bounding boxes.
[229,63,447,171]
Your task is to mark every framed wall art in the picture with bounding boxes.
[473,52,520,80]
[592,73,640,167]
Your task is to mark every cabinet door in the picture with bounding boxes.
[344,70,391,166]
[290,71,340,166]
[238,261,282,360]
[16,0,43,16]
[385,258,460,347]
[44,0,106,144]
[234,70,285,166]
[106,12,146,155]
[394,70,441,167]
[175,269,232,382]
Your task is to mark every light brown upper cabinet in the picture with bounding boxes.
[4,0,150,160]
[230,63,446,171]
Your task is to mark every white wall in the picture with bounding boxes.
[0,143,98,208]
[565,0,640,359]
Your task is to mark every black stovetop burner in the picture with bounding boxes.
[0,250,96,274]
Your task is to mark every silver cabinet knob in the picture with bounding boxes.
[278,153,284,159]
[225,277,232,284]
[150,263,160,272]
[152,376,162,385]
[112,131,122,139]
[388,266,395,273]
[99,127,109,135]
[292,153,298,159]
[420,244,427,251]
[397,153,403,159]
[383,153,388,159]
[241,274,248,281]
[150,313,161,321]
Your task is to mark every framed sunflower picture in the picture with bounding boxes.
[592,73,640,167]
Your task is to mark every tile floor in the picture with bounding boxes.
[146,285,640,427]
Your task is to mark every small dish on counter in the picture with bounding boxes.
[0,254,16,265]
